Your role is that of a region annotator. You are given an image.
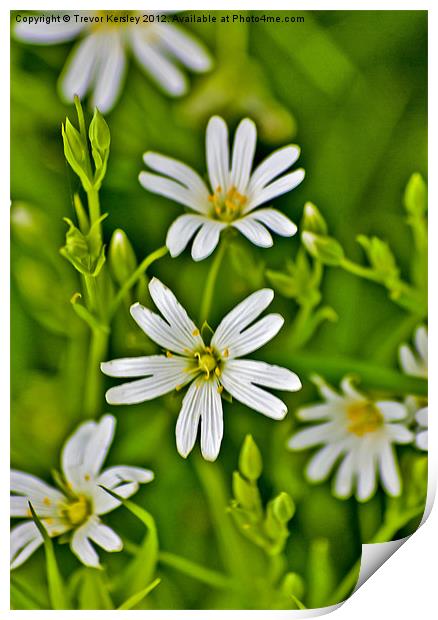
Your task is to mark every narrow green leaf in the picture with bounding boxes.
[77,568,114,610]
[28,502,70,610]
[117,578,161,610]
[99,487,159,603]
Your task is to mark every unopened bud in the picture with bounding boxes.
[271,492,295,523]
[109,229,137,286]
[302,202,328,235]
[404,173,427,218]
[302,231,344,266]
[232,471,260,510]
[239,434,263,481]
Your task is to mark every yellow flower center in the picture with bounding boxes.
[62,495,91,526]
[346,402,384,437]
[195,347,221,379]
[208,186,247,222]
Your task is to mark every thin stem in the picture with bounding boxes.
[108,245,168,319]
[84,328,108,418]
[199,241,227,325]
[340,258,380,282]
[159,551,234,591]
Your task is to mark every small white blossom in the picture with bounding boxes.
[399,325,428,378]
[101,278,301,461]
[139,115,304,261]
[288,377,413,502]
[15,11,212,112]
[10,415,153,569]
[415,407,428,451]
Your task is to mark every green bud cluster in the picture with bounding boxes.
[356,235,400,287]
[229,435,295,556]
[60,217,106,277]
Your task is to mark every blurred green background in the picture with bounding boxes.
[11,10,427,610]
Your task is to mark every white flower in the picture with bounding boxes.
[399,325,428,378]
[101,278,301,461]
[415,407,428,451]
[10,415,153,569]
[139,115,304,261]
[14,11,212,112]
[288,377,414,502]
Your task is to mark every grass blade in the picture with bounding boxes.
[117,578,161,610]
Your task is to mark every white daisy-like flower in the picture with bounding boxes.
[14,11,212,112]
[288,377,414,502]
[139,115,305,261]
[10,415,153,569]
[101,278,301,461]
[399,325,428,378]
[415,407,428,451]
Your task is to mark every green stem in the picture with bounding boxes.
[108,245,168,319]
[83,274,98,313]
[268,351,427,396]
[159,551,234,590]
[84,328,108,418]
[199,241,227,325]
[340,258,380,282]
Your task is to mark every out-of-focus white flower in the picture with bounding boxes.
[139,115,304,261]
[14,11,212,112]
[101,278,301,461]
[399,325,428,378]
[10,415,153,569]
[288,377,413,502]
[415,407,428,451]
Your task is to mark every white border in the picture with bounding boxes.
[3,1,435,618]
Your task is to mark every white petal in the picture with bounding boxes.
[200,380,224,461]
[211,288,274,353]
[245,169,305,212]
[15,15,84,43]
[191,221,226,261]
[221,314,284,358]
[248,145,301,194]
[130,28,187,96]
[153,23,212,71]
[416,430,428,451]
[101,355,189,378]
[230,118,257,194]
[10,496,60,518]
[149,278,205,350]
[176,380,202,458]
[415,325,428,361]
[399,343,425,377]
[356,450,377,501]
[416,407,428,428]
[206,116,229,192]
[248,208,297,237]
[105,369,192,405]
[306,442,346,482]
[91,31,126,113]
[71,521,100,567]
[377,401,408,422]
[10,522,43,570]
[86,516,123,552]
[387,423,414,444]
[232,217,273,248]
[166,214,208,257]
[333,451,355,498]
[61,421,96,489]
[139,171,206,213]
[94,465,153,515]
[223,359,301,391]
[59,34,100,103]
[144,152,210,209]
[297,403,338,421]
[340,376,365,401]
[378,442,401,496]
[288,423,335,450]
[313,376,344,403]
[10,471,64,506]
[221,368,288,420]
[81,415,115,479]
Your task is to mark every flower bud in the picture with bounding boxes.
[281,572,305,600]
[232,471,260,510]
[302,202,328,235]
[357,235,399,284]
[404,173,427,218]
[89,107,111,188]
[271,492,295,523]
[239,434,263,481]
[60,218,106,277]
[62,119,91,190]
[302,231,344,266]
[109,229,137,286]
